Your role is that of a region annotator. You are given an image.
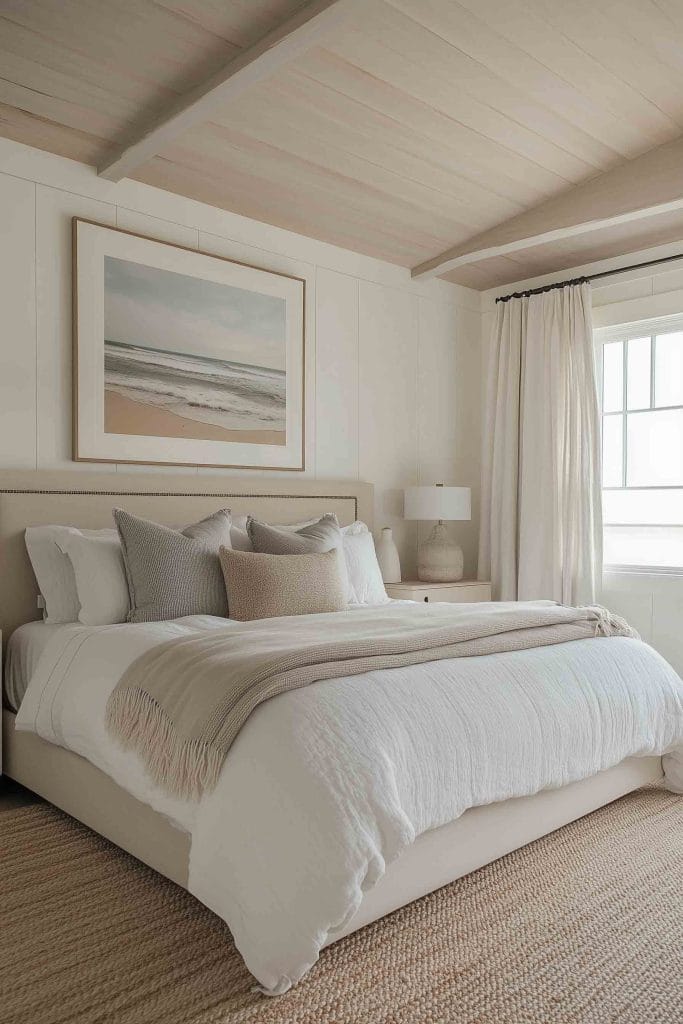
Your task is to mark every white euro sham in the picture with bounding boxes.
[24,525,117,623]
[56,530,130,626]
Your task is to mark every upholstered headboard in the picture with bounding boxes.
[0,470,373,644]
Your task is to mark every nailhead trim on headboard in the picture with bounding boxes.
[0,489,359,520]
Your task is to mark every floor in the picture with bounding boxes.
[3,785,682,1024]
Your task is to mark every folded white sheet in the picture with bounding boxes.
[3,621,66,711]
[16,607,683,994]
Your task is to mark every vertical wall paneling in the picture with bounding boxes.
[0,174,36,468]
[358,280,419,578]
[35,185,116,470]
[315,268,359,480]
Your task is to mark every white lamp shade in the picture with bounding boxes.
[404,485,471,521]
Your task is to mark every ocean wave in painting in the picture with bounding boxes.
[104,340,286,433]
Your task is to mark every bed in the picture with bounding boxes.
[2,469,682,995]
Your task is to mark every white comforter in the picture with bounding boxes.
[16,605,683,994]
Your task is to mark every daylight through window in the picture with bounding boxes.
[598,318,683,571]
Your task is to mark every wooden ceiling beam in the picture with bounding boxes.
[98,0,349,182]
[411,135,683,280]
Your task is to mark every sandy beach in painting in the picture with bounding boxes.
[104,340,286,446]
[105,392,285,444]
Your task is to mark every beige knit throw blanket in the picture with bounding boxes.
[105,602,636,800]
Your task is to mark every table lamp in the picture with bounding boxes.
[404,484,471,582]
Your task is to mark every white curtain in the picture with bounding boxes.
[478,281,602,605]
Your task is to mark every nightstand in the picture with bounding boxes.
[384,580,492,604]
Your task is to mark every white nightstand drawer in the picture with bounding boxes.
[385,581,492,604]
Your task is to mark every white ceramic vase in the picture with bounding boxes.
[376,527,401,583]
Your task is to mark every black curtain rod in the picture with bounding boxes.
[495,250,683,304]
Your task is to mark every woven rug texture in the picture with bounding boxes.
[1,786,682,1024]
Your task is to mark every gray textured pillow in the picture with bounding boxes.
[114,508,231,623]
[230,513,319,552]
[219,547,346,621]
[247,513,350,599]
[247,512,341,554]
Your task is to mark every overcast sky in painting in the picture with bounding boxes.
[104,257,287,371]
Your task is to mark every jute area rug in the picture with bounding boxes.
[1,787,682,1024]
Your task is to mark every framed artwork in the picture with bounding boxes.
[72,218,305,470]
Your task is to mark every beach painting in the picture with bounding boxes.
[73,219,305,469]
[103,258,287,446]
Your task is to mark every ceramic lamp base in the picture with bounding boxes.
[417,522,464,582]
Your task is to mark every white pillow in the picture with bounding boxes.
[24,526,85,623]
[341,520,369,537]
[342,523,389,605]
[57,529,130,626]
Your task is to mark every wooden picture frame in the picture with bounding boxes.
[72,218,305,470]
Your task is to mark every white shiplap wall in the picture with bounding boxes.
[482,244,683,676]
[0,138,482,579]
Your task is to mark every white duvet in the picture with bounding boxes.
[16,605,683,994]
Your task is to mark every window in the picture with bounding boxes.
[598,316,683,572]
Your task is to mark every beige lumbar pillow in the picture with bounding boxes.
[219,547,347,621]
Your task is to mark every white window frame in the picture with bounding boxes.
[595,312,683,575]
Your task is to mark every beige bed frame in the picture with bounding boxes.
[0,470,664,952]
